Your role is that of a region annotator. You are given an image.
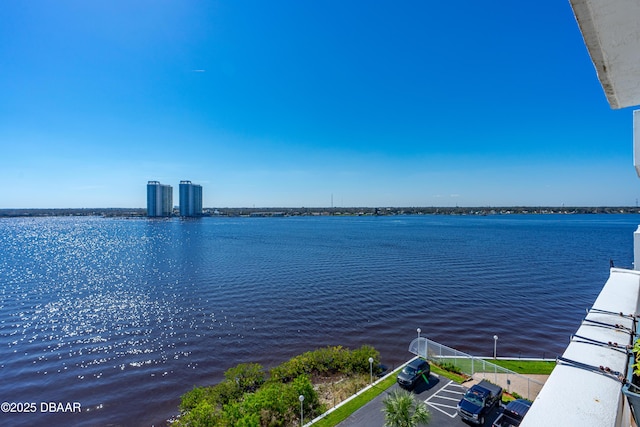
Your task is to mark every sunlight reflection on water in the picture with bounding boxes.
[0,215,635,426]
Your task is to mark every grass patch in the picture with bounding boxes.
[430,363,468,384]
[430,357,555,376]
[431,357,493,374]
[312,373,397,427]
[502,391,531,404]
[487,359,555,375]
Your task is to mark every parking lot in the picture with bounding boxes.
[424,380,466,419]
[337,373,503,427]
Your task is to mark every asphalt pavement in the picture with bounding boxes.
[336,373,502,427]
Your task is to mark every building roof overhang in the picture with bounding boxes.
[570,0,640,109]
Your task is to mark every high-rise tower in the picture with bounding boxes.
[147,181,173,217]
[179,180,203,217]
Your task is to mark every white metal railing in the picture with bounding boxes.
[410,337,545,400]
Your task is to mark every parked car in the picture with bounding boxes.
[376,363,389,377]
[457,380,503,425]
[396,358,430,390]
[492,399,531,427]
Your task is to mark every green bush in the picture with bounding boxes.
[269,345,380,382]
[438,362,463,375]
[181,386,212,413]
[218,375,320,427]
[224,363,265,393]
[178,400,221,427]
[348,345,380,374]
[177,345,377,426]
[179,369,249,414]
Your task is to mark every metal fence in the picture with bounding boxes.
[410,337,545,401]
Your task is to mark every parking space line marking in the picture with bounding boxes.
[433,395,462,402]
[439,390,465,396]
[425,401,458,418]
[446,384,467,389]
[423,380,462,419]
[424,380,454,403]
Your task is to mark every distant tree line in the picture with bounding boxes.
[2,206,640,218]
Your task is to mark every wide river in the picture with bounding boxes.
[0,214,636,426]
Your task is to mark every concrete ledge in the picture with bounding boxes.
[521,268,640,427]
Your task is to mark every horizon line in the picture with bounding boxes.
[1,205,639,211]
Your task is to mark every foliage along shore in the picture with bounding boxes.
[3,206,640,218]
[173,345,381,427]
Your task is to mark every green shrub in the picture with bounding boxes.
[435,362,464,375]
[177,345,376,426]
[177,400,221,427]
[269,345,380,382]
[179,374,247,415]
[348,345,380,374]
[224,363,265,393]
[180,386,212,413]
[220,375,321,427]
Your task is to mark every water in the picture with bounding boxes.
[0,214,635,426]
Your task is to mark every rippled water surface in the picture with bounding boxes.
[0,215,636,426]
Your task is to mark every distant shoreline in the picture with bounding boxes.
[2,206,640,218]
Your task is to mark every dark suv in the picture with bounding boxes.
[397,358,430,390]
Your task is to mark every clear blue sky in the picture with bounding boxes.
[1,1,638,208]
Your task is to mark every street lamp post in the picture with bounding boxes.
[369,357,374,384]
[493,335,498,359]
[417,328,421,357]
[299,395,305,426]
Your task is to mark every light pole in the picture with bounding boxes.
[417,328,421,357]
[493,335,498,359]
[299,394,304,426]
[369,357,374,384]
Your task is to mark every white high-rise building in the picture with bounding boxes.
[179,180,202,217]
[147,181,173,217]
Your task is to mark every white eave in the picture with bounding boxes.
[521,268,640,427]
[570,0,640,109]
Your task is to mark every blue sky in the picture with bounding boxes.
[1,1,638,208]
